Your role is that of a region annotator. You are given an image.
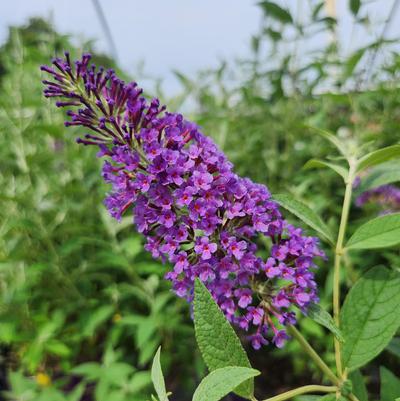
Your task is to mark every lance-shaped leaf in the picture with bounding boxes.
[258,1,293,24]
[356,144,400,173]
[193,279,254,399]
[346,213,400,250]
[307,126,349,158]
[273,194,334,244]
[303,159,348,182]
[357,160,400,192]
[151,347,169,401]
[341,267,400,370]
[307,303,344,342]
[349,0,361,16]
[380,366,400,401]
[192,367,260,401]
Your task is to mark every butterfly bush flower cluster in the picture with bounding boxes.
[356,184,400,215]
[41,53,325,348]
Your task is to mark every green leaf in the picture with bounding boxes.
[341,266,400,370]
[192,367,260,401]
[307,303,344,342]
[349,370,368,401]
[342,48,366,80]
[151,347,169,401]
[357,160,400,191]
[307,127,349,157]
[303,159,348,181]
[346,213,400,250]
[380,366,400,401]
[357,145,400,173]
[349,0,361,16]
[258,1,293,24]
[194,279,254,399]
[71,362,102,380]
[273,194,334,244]
[82,305,114,337]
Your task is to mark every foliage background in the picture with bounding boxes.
[0,1,399,400]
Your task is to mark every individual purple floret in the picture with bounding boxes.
[356,184,400,215]
[41,53,325,348]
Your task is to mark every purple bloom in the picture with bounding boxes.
[235,288,253,308]
[194,237,218,260]
[41,53,325,349]
[173,251,189,273]
[272,330,289,348]
[356,184,400,214]
[250,333,268,350]
[227,238,247,260]
[159,210,176,228]
[193,170,213,191]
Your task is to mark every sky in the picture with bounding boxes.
[0,0,261,92]
[1,1,399,94]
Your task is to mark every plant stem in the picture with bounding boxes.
[288,325,340,385]
[348,393,361,401]
[261,385,337,401]
[333,159,356,377]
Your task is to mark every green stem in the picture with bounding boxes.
[333,159,356,377]
[261,385,337,401]
[348,393,361,401]
[288,325,340,385]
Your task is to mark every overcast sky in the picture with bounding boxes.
[1,1,399,93]
[1,1,261,91]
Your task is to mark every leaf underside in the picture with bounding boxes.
[192,366,260,401]
[346,213,400,250]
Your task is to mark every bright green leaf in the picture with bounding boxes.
[357,145,400,173]
[192,367,260,401]
[341,267,400,370]
[357,160,400,191]
[307,127,349,157]
[82,305,114,337]
[273,194,334,244]
[303,159,348,181]
[346,213,400,250]
[194,279,254,399]
[380,366,400,401]
[71,362,102,380]
[151,347,169,401]
[307,303,344,342]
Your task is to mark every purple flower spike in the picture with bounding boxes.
[41,53,325,348]
[356,184,400,214]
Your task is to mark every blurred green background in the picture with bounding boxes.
[1,2,400,400]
